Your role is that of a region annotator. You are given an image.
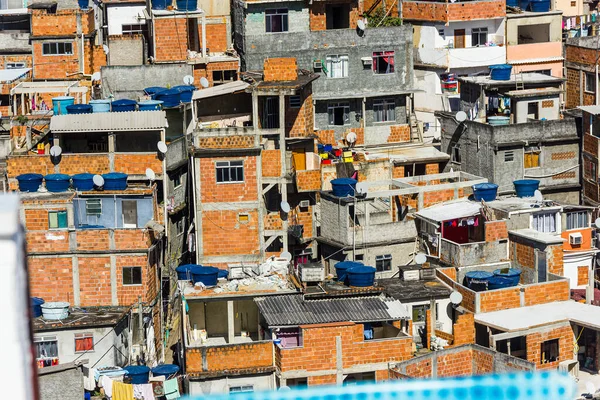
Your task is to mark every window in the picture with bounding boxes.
[585,157,597,181]
[355,254,364,261]
[326,4,350,29]
[471,27,488,47]
[262,96,279,129]
[121,24,147,35]
[266,9,288,33]
[532,212,557,233]
[328,102,350,125]
[541,339,559,363]
[173,172,182,188]
[412,304,437,323]
[527,102,539,120]
[216,160,244,183]
[586,72,596,94]
[6,62,26,69]
[567,211,589,230]
[504,150,515,162]
[238,213,249,223]
[229,385,254,393]
[517,24,550,44]
[34,336,58,359]
[176,218,184,235]
[86,199,102,217]
[373,99,396,123]
[212,70,237,86]
[451,143,461,164]
[571,0,576,5]
[372,51,395,74]
[524,146,541,168]
[375,254,392,272]
[122,200,138,228]
[325,54,349,78]
[289,95,302,108]
[74,333,94,353]
[42,42,73,56]
[48,210,68,229]
[438,28,445,38]
[123,266,142,285]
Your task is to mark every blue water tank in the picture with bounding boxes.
[488,276,517,290]
[518,0,530,9]
[529,0,550,11]
[45,174,71,192]
[464,271,494,292]
[66,104,93,114]
[145,86,167,96]
[191,266,219,286]
[111,99,137,112]
[138,100,164,111]
[31,297,44,318]
[52,96,74,115]
[176,0,197,11]
[347,266,376,287]
[513,179,540,197]
[493,268,521,286]
[102,172,128,190]
[334,261,363,283]
[17,173,43,192]
[487,116,510,126]
[155,89,181,108]
[473,183,499,202]
[489,64,513,80]
[331,178,357,197]
[218,269,229,279]
[124,366,151,384]
[78,0,89,9]
[89,99,111,113]
[72,173,94,191]
[172,85,196,103]
[151,0,170,9]
[506,0,519,6]
[151,364,180,378]
[175,264,196,280]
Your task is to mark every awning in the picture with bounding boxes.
[0,68,31,83]
[508,56,564,65]
[50,110,167,132]
[416,200,481,223]
[191,80,250,101]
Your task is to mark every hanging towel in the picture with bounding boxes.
[101,375,114,399]
[137,384,155,400]
[163,379,180,399]
[113,381,134,400]
[151,381,165,397]
[83,366,96,391]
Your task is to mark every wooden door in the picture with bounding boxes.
[454,29,465,49]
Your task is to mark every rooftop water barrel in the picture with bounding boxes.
[487,276,517,290]
[102,172,128,190]
[175,264,196,281]
[17,173,43,192]
[41,302,69,320]
[90,99,111,113]
[124,365,151,384]
[331,178,357,197]
[176,0,197,11]
[347,266,377,287]
[472,183,499,202]
[489,64,513,80]
[138,100,164,111]
[518,0,530,9]
[45,174,71,192]
[151,364,180,378]
[72,173,94,191]
[52,96,74,115]
[172,85,196,103]
[191,266,219,287]
[78,0,89,9]
[145,86,167,96]
[66,104,93,114]
[493,268,521,286]
[513,179,540,197]
[31,297,45,318]
[155,89,181,108]
[111,99,137,112]
[218,269,229,279]
[487,116,510,126]
[334,261,363,283]
[529,0,550,11]
[506,0,519,6]
[464,271,493,292]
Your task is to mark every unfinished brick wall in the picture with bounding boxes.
[78,256,112,306]
[199,22,228,53]
[308,375,337,386]
[453,313,475,345]
[523,279,570,306]
[437,349,473,377]
[315,130,335,145]
[293,205,314,240]
[296,169,321,192]
[287,88,314,138]
[263,58,298,82]
[186,342,274,375]
[402,0,505,22]
[153,17,188,62]
[31,9,94,36]
[526,324,574,370]
[478,288,521,313]
[0,54,32,69]
[114,154,162,176]
[76,230,110,251]
[387,125,411,143]
[485,220,508,242]
[437,268,476,312]
[192,60,239,87]
[261,149,281,177]
[28,257,74,303]
[309,0,360,31]
[547,243,564,276]
[116,255,153,305]
[201,210,259,256]
[199,156,257,202]
[578,265,589,286]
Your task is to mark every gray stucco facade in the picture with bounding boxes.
[38,363,84,400]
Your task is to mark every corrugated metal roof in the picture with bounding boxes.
[255,294,409,327]
[508,56,563,65]
[416,199,481,223]
[0,68,30,83]
[191,80,250,101]
[50,110,167,132]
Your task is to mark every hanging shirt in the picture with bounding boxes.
[163,379,180,400]
[101,375,114,399]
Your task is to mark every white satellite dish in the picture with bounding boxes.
[200,77,209,88]
[183,75,194,85]
[450,291,463,305]
[102,44,109,55]
[49,145,62,157]
[93,174,104,187]
[280,201,290,213]
[357,19,366,31]
[280,251,292,262]
[91,72,101,81]
[455,111,467,122]
[356,182,368,195]
[533,190,543,202]
[415,253,427,265]
[346,131,357,144]
[157,141,168,154]
[595,217,600,227]
[145,168,156,181]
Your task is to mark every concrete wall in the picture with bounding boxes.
[108,36,145,66]
[346,242,417,279]
[189,373,274,395]
[513,95,560,123]
[101,64,194,99]
[106,5,146,36]
[38,365,84,400]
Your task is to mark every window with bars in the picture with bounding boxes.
[373,99,396,123]
[34,336,58,359]
[375,254,392,272]
[532,212,557,233]
[266,9,288,33]
[372,51,395,74]
[216,160,244,183]
[42,42,73,55]
[566,211,588,230]
[325,54,349,78]
[74,333,94,353]
[328,102,350,125]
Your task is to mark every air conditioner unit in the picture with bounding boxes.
[569,232,583,245]
[299,200,310,209]
[313,60,323,70]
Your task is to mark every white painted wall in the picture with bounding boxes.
[107,5,146,36]
[564,252,594,290]
[189,374,275,395]
[408,298,453,338]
